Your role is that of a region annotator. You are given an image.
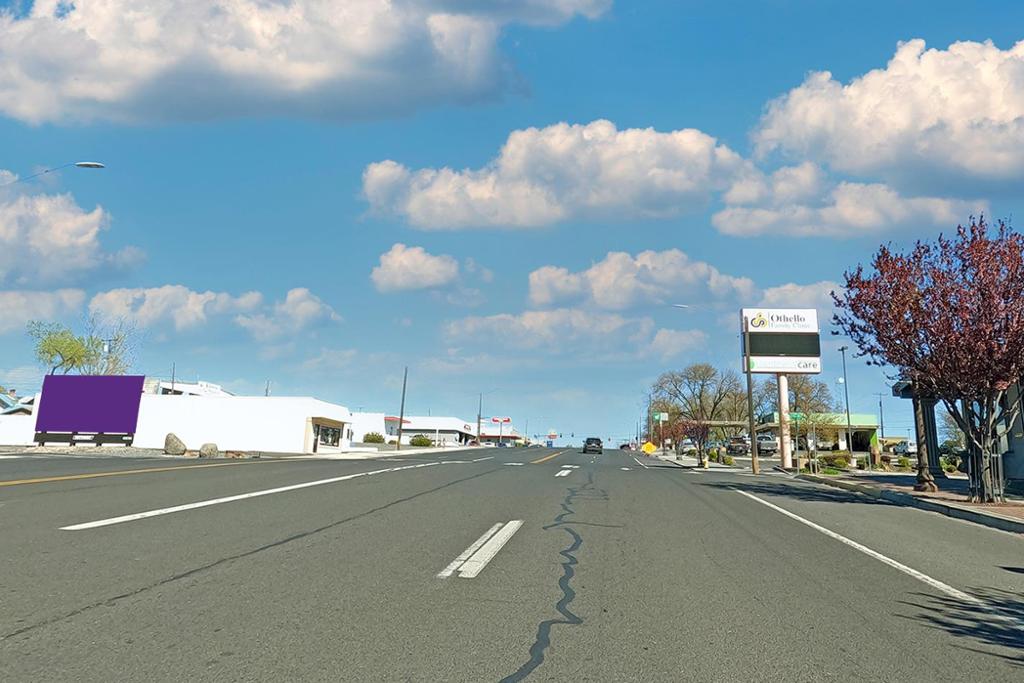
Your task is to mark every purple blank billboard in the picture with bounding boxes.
[35,375,145,434]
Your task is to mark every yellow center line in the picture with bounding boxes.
[0,460,275,487]
[530,449,568,465]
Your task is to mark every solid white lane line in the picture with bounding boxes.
[62,463,441,531]
[632,456,649,469]
[457,520,524,578]
[437,523,503,578]
[733,489,983,605]
[472,456,495,462]
[554,469,572,477]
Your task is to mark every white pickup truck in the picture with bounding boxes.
[756,433,779,454]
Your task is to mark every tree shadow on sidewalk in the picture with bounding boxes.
[898,587,1024,666]
[700,479,894,506]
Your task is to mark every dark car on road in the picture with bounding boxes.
[583,437,603,454]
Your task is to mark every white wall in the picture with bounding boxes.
[350,412,386,442]
[0,415,35,446]
[133,395,352,454]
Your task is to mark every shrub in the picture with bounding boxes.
[409,435,433,447]
[856,457,868,470]
[832,457,849,470]
[897,456,912,470]
[363,432,385,444]
[387,439,397,446]
[722,455,735,466]
[708,451,720,462]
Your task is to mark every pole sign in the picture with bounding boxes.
[491,416,511,423]
[740,308,822,374]
[657,412,669,422]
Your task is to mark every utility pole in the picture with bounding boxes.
[477,393,483,445]
[170,362,175,392]
[743,315,761,474]
[839,346,854,463]
[264,380,271,397]
[396,366,408,451]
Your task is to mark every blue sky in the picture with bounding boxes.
[2,0,1023,442]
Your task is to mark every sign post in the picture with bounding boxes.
[741,308,822,472]
[657,411,669,454]
[743,315,760,474]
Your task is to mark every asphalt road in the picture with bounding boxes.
[1,447,1021,681]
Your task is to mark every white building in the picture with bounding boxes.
[132,395,353,454]
[143,379,234,397]
[0,374,356,455]
[384,415,476,445]
[350,412,386,442]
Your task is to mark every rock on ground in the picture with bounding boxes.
[164,433,186,456]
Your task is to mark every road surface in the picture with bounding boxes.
[1,447,1021,681]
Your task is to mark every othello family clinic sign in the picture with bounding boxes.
[740,308,822,374]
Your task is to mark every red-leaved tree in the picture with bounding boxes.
[679,419,712,465]
[833,217,1024,502]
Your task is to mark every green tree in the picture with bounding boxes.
[26,317,138,376]
[27,322,98,375]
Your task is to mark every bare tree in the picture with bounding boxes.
[652,364,743,464]
[78,316,139,376]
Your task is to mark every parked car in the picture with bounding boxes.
[893,440,918,455]
[582,437,603,454]
[756,433,779,454]
[726,436,749,455]
[676,439,698,454]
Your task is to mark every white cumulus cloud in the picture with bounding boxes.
[363,119,747,228]
[446,307,703,361]
[0,0,608,124]
[713,167,982,238]
[528,249,756,309]
[644,328,707,361]
[371,243,460,292]
[755,38,1024,183]
[0,289,85,334]
[89,285,262,330]
[235,287,340,340]
[0,181,139,285]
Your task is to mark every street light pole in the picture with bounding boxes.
[839,346,854,464]
[1,161,105,188]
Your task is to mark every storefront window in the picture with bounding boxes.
[318,426,341,447]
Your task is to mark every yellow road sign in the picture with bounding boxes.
[642,441,657,455]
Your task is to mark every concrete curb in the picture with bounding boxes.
[798,474,1024,535]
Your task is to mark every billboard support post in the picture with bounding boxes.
[778,373,792,469]
[744,316,760,475]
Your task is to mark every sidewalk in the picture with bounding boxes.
[800,470,1024,534]
[653,452,736,470]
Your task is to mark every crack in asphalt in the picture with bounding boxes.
[500,470,608,683]
[1,466,499,643]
